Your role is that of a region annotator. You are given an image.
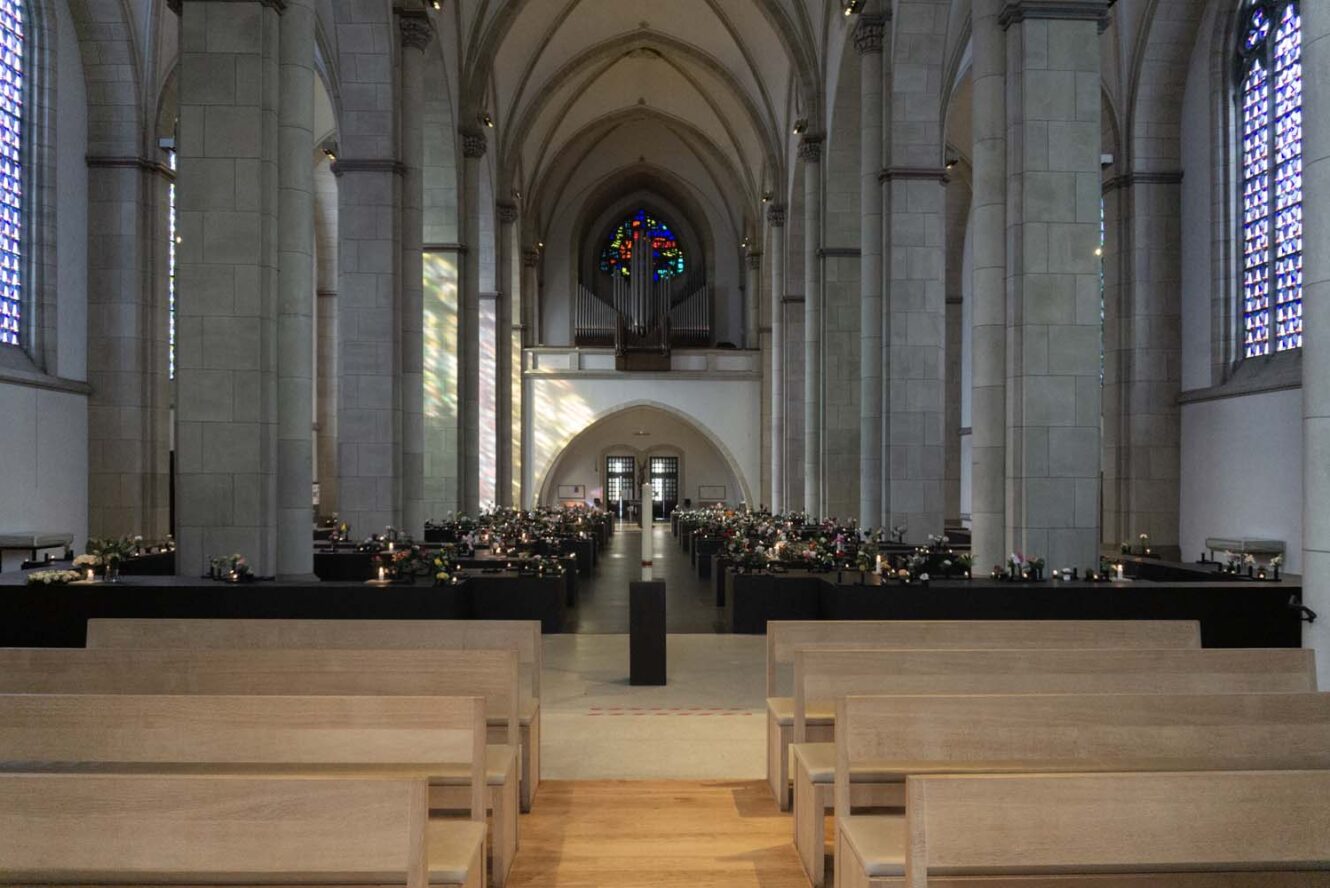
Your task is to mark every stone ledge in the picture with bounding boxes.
[0,349,93,396]
[1179,350,1302,404]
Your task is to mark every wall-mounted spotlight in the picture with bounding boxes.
[480,112,495,128]
[761,191,772,204]
[792,118,808,135]
[537,241,545,249]
[843,0,865,16]
[511,189,522,200]
[430,0,440,9]
[321,139,339,163]
[944,148,959,170]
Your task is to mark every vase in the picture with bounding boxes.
[106,561,120,583]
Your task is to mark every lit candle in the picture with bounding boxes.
[85,567,94,582]
[1115,563,1125,581]
[378,566,387,581]
[874,554,882,575]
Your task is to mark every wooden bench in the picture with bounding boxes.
[764,620,1202,809]
[86,617,544,812]
[825,690,1330,888]
[0,647,522,888]
[0,772,485,888]
[797,646,1317,884]
[839,769,1330,887]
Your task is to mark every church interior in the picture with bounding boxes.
[1,0,1330,884]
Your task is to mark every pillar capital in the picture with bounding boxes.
[853,15,886,54]
[522,248,541,267]
[496,201,520,224]
[998,0,1111,32]
[797,135,824,163]
[460,128,488,158]
[398,10,433,50]
[766,203,787,227]
[747,251,763,271]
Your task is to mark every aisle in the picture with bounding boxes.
[504,781,808,888]
[570,523,723,633]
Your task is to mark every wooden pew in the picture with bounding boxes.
[798,646,1317,884]
[823,690,1330,888]
[86,617,544,812]
[845,770,1330,887]
[0,772,485,888]
[764,620,1203,809]
[0,647,521,888]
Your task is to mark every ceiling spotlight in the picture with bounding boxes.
[792,118,808,135]
[431,0,440,9]
[537,241,545,249]
[843,0,864,15]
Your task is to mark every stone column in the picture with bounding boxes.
[767,205,786,514]
[1001,0,1107,570]
[745,251,762,351]
[1302,0,1329,687]
[495,202,518,507]
[275,0,315,577]
[521,248,540,346]
[970,0,1008,568]
[399,10,431,536]
[86,158,172,542]
[882,8,949,540]
[315,289,338,516]
[459,129,487,514]
[857,15,885,530]
[175,0,281,576]
[800,135,824,518]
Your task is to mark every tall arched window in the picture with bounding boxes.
[0,0,23,348]
[599,209,686,281]
[1238,0,1302,358]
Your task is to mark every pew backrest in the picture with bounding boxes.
[903,769,1330,886]
[765,620,1202,696]
[0,772,430,888]
[0,693,487,821]
[835,690,1330,819]
[87,617,543,702]
[798,645,1316,743]
[0,647,520,749]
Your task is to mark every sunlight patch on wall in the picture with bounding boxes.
[424,252,459,514]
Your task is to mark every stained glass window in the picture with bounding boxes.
[168,150,177,378]
[1239,0,1301,358]
[0,0,23,347]
[599,209,685,281]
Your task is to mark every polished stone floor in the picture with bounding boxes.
[540,633,766,780]
[567,523,725,634]
[541,524,764,780]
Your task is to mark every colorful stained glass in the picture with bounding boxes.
[0,0,22,348]
[1240,1,1302,358]
[599,209,686,282]
[168,150,177,378]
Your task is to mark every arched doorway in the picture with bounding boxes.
[538,404,746,521]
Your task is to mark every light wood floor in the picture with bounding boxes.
[505,780,810,887]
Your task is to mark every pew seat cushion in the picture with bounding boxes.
[766,697,836,727]
[434,745,516,787]
[791,743,903,784]
[839,815,906,878]
[428,819,487,884]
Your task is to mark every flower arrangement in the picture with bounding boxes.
[87,537,136,582]
[209,553,253,582]
[26,569,82,586]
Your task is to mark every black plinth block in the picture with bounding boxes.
[630,581,666,685]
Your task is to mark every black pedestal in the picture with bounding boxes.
[630,580,666,685]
